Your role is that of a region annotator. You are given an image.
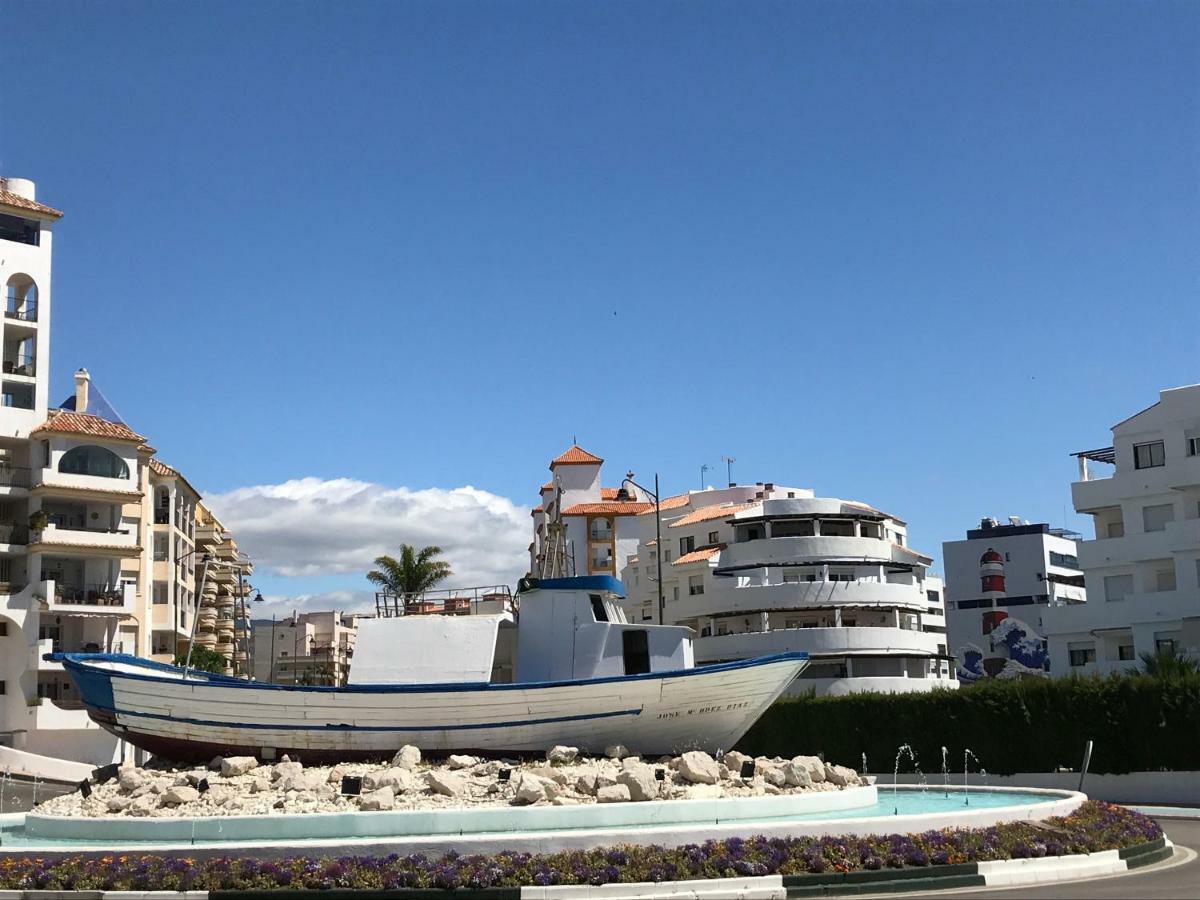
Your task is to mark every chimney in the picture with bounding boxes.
[0,178,36,201]
[74,368,90,413]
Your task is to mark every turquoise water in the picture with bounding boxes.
[0,788,1059,850]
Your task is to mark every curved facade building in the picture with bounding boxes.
[620,486,955,697]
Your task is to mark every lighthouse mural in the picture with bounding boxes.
[955,548,1050,681]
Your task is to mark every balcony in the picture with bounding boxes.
[1,357,36,378]
[1042,590,1198,637]
[0,466,31,489]
[4,305,37,323]
[32,521,139,553]
[0,522,28,546]
[1077,530,1178,571]
[691,579,927,619]
[695,625,943,664]
[154,508,170,525]
[44,580,136,615]
[716,535,903,572]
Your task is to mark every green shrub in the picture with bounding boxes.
[735,671,1200,775]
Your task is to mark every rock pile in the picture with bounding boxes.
[37,745,865,820]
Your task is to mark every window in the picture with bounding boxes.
[1156,638,1177,654]
[1118,644,1135,661]
[772,520,815,538]
[672,586,679,601]
[153,534,168,561]
[828,570,854,582]
[1134,441,1165,469]
[589,517,612,541]
[0,622,6,636]
[1049,551,1080,569]
[152,582,168,605]
[589,594,609,622]
[0,681,5,694]
[1155,567,1177,592]
[688,575,704,596]
[58,445,129,479]
[820,520,855,537]
[1104,574,1133,603]
[1068,644,1096,667]
[1142,504,1173,533]
[708,531,719,544]
[927,590,941,604]
[621,630,650,675]
[0,213,40,246]
[1188,437,1200,457]
[679,536,695,556]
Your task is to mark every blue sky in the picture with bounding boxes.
[2,1,1197,610]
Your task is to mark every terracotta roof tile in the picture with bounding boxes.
[561,501,653,516]
[550,445,604,467]
[32,411,146,444]
[0,187,63,220]
[600,487,620,500]
[637,493,692,515]
[541,482,555,492]
[668,502,756,528]
[672,544,724,566]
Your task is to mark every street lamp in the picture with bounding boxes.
[616,471,664,626]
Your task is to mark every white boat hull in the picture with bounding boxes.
[57,653,807,762]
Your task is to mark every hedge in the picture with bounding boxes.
[735,671,1200,775]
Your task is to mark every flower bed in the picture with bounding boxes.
[0,802,1160,891]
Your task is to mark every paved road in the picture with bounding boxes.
[897,817,1200,900]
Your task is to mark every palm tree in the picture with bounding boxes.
[1139,646,1200,678]
[367,544,453,600]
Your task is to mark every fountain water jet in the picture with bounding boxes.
[964,749,982,806]
[892,744,923,815]
[941,746,950,799]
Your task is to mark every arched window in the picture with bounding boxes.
[59,445,129,479]
[5,275,37,322]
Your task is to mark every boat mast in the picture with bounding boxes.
[539,476,574,579]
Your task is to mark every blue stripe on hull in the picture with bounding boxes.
[108,703,641,732]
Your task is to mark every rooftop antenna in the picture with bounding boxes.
[700,464,710,490]
[720,455,736,487]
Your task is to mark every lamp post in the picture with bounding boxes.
[618,472,664,626]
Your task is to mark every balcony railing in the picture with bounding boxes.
[4,306,37,322]
[375,584,516,618]
[54,584,128,606]
[40,639,126,654]
[154,509,170,525]
[0,466,30,487]
[0,522,28,544]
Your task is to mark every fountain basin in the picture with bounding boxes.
[1,787,1086,859]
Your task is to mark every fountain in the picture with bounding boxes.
[0,767,8,813]
[941,746,950,799]
[964,749,982,806]
[861,752,868,776]
[892,744,923,815]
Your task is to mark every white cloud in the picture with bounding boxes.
[204,477,530,596]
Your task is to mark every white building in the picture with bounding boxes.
[1043,384,1200,674]
[530,445,653,581]
[943,517,1085,682]
[615,479,955,696]
[252,611,364,686]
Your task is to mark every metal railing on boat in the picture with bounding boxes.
[373,584,516,618]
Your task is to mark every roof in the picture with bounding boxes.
[840,501,904,525]
[1071,446,1116,465]
[541,482,555,492]
[0,187,63,220]
[148,458,202,499]
[32,411,146,444]
[562,501,654,516]
[638,494,692,515]
[668,502,756,528]
[600,487,620,500]
[892,543,933,563]
[549,445,604,467]
[672,544,724,566]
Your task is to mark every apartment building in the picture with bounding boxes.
[192,502,255,677]
[943,517,1085,681]
[529,445,653,579]
[1044,384,1200,674]
[0,177,254,764]
[251,611,364,686]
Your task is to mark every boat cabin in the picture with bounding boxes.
[348,576,694,686]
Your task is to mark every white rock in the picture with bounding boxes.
[513,772,555,805]
[574,773,597,796]
[761,765,787,788]
[208,756,225,771]
[106,795,133,812]
[824,763,856,786]
[249,777,272,794]
[220,756,259,777]
[118,769,144,792]
[363,767,414,793]
[546,745,578,765]
[684,783,724,800]
[162,785,200,805]
[551,796,580,806]
[280,771,325,793]
[782,761,812,787]
[129,795,157,817]
[359,786,395,811]
[723,750,754,774]
[792,755,826,783]
[392,745,421,769]
[524,765,571,786]
[426,770,465,797]
[604,744,631,759]
[447,754,478,769]
[616,765,659,802]
[597,783,631,803]
[272,761,303,782]
[677,751,720,785]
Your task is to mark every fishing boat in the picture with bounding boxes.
[53,575,807,763]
